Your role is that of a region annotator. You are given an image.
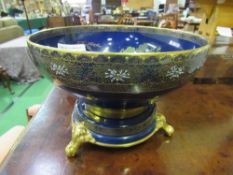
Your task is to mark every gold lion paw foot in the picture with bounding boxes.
[65,121,95,157]
[155,113,174,137]
[65,143,79,157]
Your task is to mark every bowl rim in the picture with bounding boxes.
[27,25,209,57]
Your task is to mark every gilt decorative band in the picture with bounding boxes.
[74,101,155,136]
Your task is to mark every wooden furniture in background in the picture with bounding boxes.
[125,0,153,10]
[47,16,65,28]
[64,16,81,26]
[134,16,155,26]
[158,13,178,29]
[179,17,201,32]
[0,55,232,175]
[96,15,118,24]
[48,16,83,28]
[197,0,233,44]
[117,14,135,25]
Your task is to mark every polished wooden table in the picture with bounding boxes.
[0,56,233,175]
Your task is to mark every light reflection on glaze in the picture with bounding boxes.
[37,31,201,53]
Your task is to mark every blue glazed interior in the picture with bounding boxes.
[37,31,202,53]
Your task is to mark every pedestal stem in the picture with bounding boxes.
[65,99,174,157]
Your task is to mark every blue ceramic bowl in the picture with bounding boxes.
[27,25,209,98]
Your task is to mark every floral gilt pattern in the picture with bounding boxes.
[166,66,184,79]
[105,69,130,83]
[27,25,209,95]
[50,63,68,76]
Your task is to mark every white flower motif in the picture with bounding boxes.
[166,66,184,79]
[50,63,68,76]
[105,69,130,82]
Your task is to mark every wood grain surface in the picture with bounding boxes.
[194,55,233,84]
[0,82,232,175]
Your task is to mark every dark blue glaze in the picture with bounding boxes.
[37,31,201,52]
[81,98,152,109]
[91,121,156,144]
[76,102,154,127]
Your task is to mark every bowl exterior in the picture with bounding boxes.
[27,26,209,98]
[28,44,208,97]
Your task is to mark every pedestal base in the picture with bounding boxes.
[65,108,174,157]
